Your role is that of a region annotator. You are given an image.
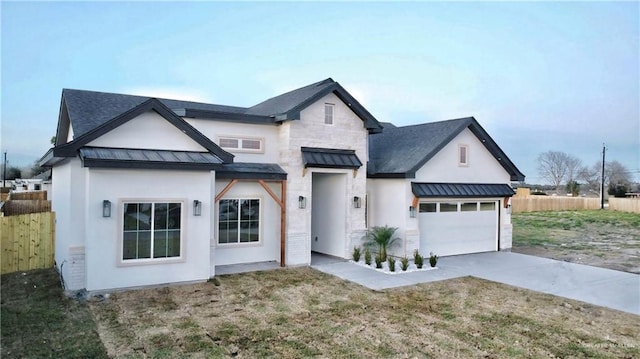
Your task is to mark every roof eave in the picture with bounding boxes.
[182,108,276,125]
[80,158,224,171]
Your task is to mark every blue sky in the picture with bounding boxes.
[1,1,638,183]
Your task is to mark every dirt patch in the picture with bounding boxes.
[89,267,640,358]
[512,210,640,274]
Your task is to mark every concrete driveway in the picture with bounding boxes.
[311,252,640,315]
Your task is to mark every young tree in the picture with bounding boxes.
[565,180,580,196]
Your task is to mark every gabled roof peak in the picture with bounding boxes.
[369,117,524,181]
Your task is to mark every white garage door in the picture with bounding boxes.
[419,200,498,257]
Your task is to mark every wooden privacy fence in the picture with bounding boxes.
[511,196,600,213]
[1,212,55,274]
[609,198,640,213]
[9,191,47,200]
[3,200,52,216]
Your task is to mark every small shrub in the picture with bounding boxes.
[364,248,372,265]
[388,257,396,272]
[400,256,409,271]
[364,226,400,262]
[414,249,424,269]
[352,246,361,262]
[429,252,439,268]
[375,253,383,269]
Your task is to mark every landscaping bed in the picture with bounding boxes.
[89,267,640,358]
[512,210,640,274]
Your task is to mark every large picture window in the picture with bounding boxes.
[123,202,182,260]
[218,199,260,244]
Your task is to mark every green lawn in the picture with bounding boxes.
[1,269,108,358]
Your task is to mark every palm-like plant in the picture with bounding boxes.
[363,225,400,261]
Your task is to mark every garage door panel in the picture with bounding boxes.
[419,200,498,256]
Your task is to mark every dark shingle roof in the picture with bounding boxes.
[55,98,234,163]
[412,182,515,198]
[61,78,382,141]
[369,118,471,177]
[62,89,248,138]
[301,147,363,169]
[368,117,525,181]
[246,79,336,116]
[78,146,224,170]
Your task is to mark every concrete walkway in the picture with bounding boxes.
[311,252,640,315]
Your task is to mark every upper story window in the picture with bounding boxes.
[122,201,182,261]
[324,103,334,125]
[219,136,264,153]
[458,145,469,166]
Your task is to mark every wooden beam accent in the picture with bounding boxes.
[214,179,238,202]
[302,167,307,177]
[258,180,284,208]
[280,180,287,267]
[412,196,419,209]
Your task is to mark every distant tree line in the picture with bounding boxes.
[536,150,635,197]
[0,160,46,183]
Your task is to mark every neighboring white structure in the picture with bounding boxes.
[11,178,45,192]
[40,79,524,292]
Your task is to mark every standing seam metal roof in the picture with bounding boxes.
[78,147,224,169]
[301,147,363,169]
[411,182,516,198]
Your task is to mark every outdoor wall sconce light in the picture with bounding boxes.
[409,206,416,218]
[298,196,306,209]
[193,200,202,216]
[353,196,361,208]
[102,200,111,218]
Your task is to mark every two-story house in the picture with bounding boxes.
[40,78,524,292]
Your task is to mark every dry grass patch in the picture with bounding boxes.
[90,267,640,358]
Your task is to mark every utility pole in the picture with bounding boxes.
[2,151,6,189]
[600,144,606,210]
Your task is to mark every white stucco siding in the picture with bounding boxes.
[213,181,281,266]
[366,178,417,256]
[66,124,74,143]
[414,128,511,183]
[278,93,369,262]
[87,111,207,152]
[84,168,213,291]
[413,128,515,253]
[52,158,87,290]
[185,119,280,163]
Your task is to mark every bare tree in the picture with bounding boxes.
[578,164,600,193]
[565,156,582,183]
[578,160,631,194]
[537,151,571,193]
[607,160,631,186]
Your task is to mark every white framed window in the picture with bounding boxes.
[461,202,478,211]
[458,145,469,166]
[419,203,437,213]
[218,198,260,244]
[480,202,496,211]
[218,136,264,153]
[122,201,183,261]
[440,203,459,212]
[324,103,334,125]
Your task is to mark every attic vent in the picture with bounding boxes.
[219,136,264,153]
